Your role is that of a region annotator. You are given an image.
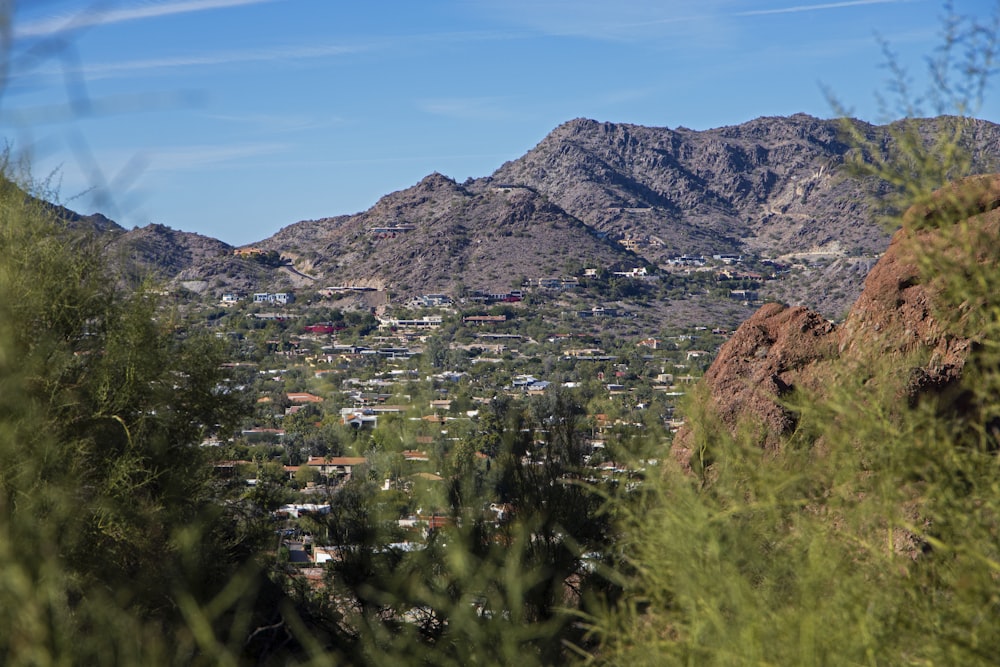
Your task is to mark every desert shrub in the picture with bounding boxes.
[591,5,1000,664]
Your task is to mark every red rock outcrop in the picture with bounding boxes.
[672,174,1000,467]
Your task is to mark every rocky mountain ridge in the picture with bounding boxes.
[60,114,1000,317]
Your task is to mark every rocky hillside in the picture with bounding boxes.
[259,114,998,315]
[58,114,1000,316]
[672,173,1000,462]
[106,223,234,284]
[261,172,630,296]
[485,114,1000,257]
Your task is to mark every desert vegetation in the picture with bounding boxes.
[0,2,999,665]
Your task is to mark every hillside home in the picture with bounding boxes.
[712,253,743,264]
[730,289,759,301]
[577,307,621,318]
[613,267,649,278]
[276,503,330,519]
[368,225,415,235]
[466,290,523,304]
[463,315,507,325]
[340,408,378,428]
[287,392,324,404]
[621,236,648,252]
[240,428,285,442]
[377,316,443,330]
[667,255,707,267]
[376,347,413,359]
[303,322,346,335]
[412,294,452,307]
[254,292,295,305]
[306,456,368,478]
[368,405,407,415]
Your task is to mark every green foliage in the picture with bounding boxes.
[593,5,1000,664]
[0,172,265,664]
[293,389,630,665]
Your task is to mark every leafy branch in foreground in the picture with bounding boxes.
[592,4,1000,665]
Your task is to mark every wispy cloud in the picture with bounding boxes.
[142,141,290,171]
[417,96,519,121]
[34,43,364,80]
[468,0,913,42]
[16,0,281,38]
[201,111,348,133]
[733,0,911,18]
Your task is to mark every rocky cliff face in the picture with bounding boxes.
[673,174,1000,463]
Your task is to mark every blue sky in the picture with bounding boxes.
[3,0,996,245]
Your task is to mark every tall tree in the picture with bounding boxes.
[0,170,266,664]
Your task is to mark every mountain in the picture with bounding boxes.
[65,114,1000,317]
[107,223,234,286]
[485,114,875,258]
[259,172,629,296]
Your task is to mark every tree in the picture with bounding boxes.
[593,4,1000,664]
[0,170,269,664]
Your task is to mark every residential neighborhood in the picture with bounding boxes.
[193,258,751,571]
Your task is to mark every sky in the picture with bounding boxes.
[2,0,996,245]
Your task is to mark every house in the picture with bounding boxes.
[368,405,407,415]
[220,292,244,305]
[376,347,412,359]
[511,375,538,388]
[340,409,378,428]
[306,456,368,478]
[413,294,452,307]
[276,503,330,519]
[621,236,647,252]
[368,224,415,235]
[466,290,523,304]
[253,292,295,305]
[612,267,649,278]
[240,428,285,442]
[577,307,620,318]
[287,392,324,404]
[463,315,507,324]
[377,316,443,330]
[712,253,743,264]
[730,289,759,302]
[303,322,346,335]
[313,546,340,564]
[667,255,706,267]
